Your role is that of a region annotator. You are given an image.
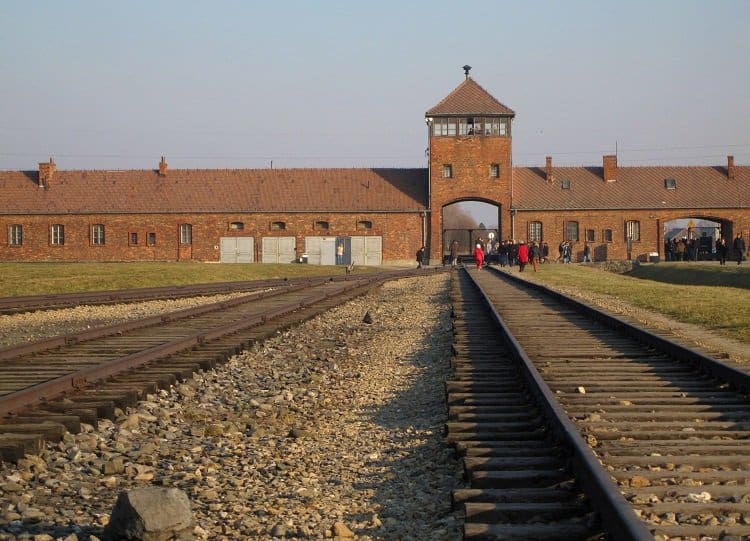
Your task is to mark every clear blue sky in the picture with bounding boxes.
[1,0,749,175]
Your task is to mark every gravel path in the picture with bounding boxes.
[0,274,461,540]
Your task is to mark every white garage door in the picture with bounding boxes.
[350,236,382,266]
[304,236,337,265]
[220,237,255,263]
[261,236,297,264]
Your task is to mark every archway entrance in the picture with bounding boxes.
[663,216,730,261]
[442,201,501,264]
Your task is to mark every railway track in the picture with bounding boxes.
[0,269,439,462]
[0,275,361,315]
[450,265,750,540]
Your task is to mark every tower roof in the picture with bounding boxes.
[426,77,515,117]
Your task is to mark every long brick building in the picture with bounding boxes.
[2,72,749,265]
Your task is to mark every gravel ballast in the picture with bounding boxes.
[0,273,461,540]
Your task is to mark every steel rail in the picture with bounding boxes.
[495,267,750,393]
[0,268,443,420]
[0,274,369,315]
[462,267,654,541]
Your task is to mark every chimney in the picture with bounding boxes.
[38,157,56,188]
[158,156,168,177]
[545,156,554,183]
[728,155,735,179]
[603,154,618,182]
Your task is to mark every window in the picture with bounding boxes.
[664,178,677,189]
[490,164,500,178]
[270,221,286,231]
[433,118,457,136]
[357,220,373,230]
[8,225,22,246]
[147,232,156,246]
[92,224,105,245]
[625,220,641,241]
[50,224,65,245]
[229,222,244,230]
[565,221,579,242]
[585,229,595,242]
[314,221,329,231]
[459,117,480,135]
[528,221,543,242]
[483,118,508,136]
[180,224,193,244]
[129,232,138,245]
[443,164,453,178]
[561,179,571,190]
[603,229,613,242]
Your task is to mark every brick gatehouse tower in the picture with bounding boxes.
[425,65,515,264]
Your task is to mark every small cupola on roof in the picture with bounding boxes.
[425,66,515,137]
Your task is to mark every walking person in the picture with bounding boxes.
[562,241,572,264]
[733,234,746,265]
[416,246,425,269]
[530,242,541,272]
[717,237,727,265]
[450,240,459,267]
[582,242,592,263]
[517,240,529,272]
[473,243,484,270]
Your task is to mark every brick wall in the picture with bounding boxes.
[428,134,513,263]
[0,212,425,265]
[515,208,750,262]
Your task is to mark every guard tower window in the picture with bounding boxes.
[433,118,457,136]
[490,164,500,178]
[443,164,453,178]
[484,118,509,136]
[459,117,481,135]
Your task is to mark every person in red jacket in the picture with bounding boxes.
[473,243,484,270]
[517,240,530,272]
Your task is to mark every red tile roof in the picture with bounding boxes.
[512,165,750,210]
[0,168,429,215]
[426,78,515,116]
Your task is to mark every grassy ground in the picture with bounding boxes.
[3,260,748,347]
[525,261,750,345]
[0,262,386,297]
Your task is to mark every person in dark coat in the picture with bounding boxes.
[416,246,425,269]
[733,234,746,265]
[530,242,541,272]
[717,237,727,265]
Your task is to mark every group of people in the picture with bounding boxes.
[471,239,544,272]
[666,234,747,265]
